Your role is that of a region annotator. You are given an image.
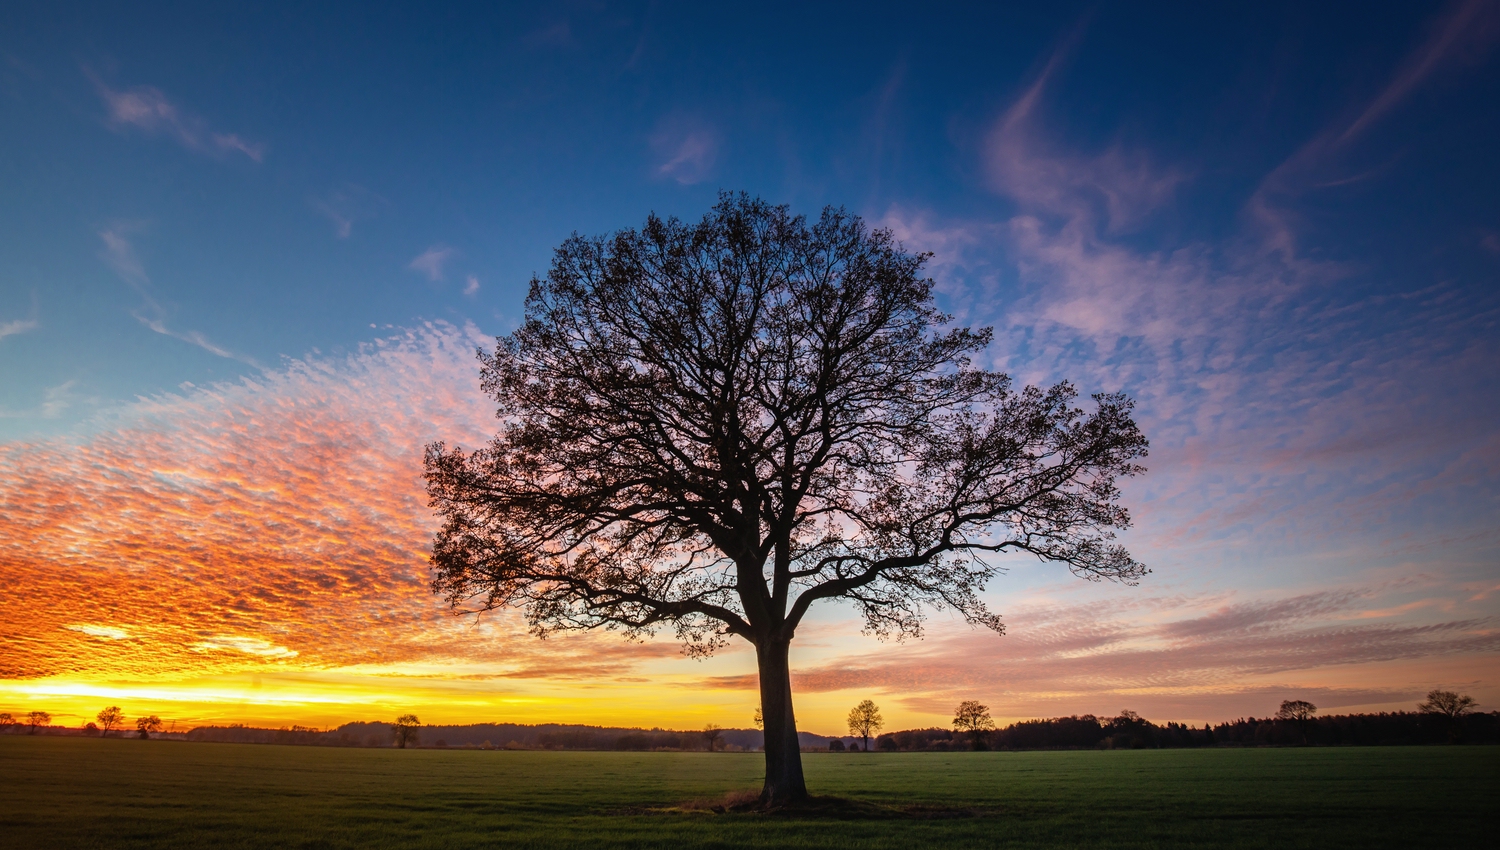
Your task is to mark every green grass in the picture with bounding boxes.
[1,737,1494,849]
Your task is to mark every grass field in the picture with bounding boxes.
[1,737,1494,849]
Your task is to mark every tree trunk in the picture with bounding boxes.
[756,637,807,805]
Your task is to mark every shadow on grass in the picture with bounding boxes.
[607,790,1000,820]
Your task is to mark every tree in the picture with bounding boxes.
[1419,689,1477,743]
[97,706,125,738]
[1275,699,1317,744]
[1419,689,1476,720]
[393,714,421,749]
[425,194,1149,805]
[702,724,723,752]
[0,712,14,733]
[753,707,763,730]
[26,710,51,734]
[953,701,996,750]
[84,722,99,736]
[135,716,162,739]
[846,700,884,753]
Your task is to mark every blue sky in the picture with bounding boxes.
[1,2,1497,729]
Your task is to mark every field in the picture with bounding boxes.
[1,737,1494,849]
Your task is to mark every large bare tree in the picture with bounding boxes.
[425,193,1148,805]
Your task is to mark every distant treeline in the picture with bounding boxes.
[179,711,1499,751]
[184,722,807,751]
[870,711,1500,751]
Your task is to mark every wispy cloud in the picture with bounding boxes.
[1251,0,1500,257]
[90,74,265,162]
[310,184,391,238]
[651,116,719,185]
[0,380,80,420]
[408,246,455,281]
[0,319,37,341]
[524,20,575,49]
[98,227,262,367]
[1337,0,1500,145]
[463,275,480,296]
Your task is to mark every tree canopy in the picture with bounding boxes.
[425,193,1148,804]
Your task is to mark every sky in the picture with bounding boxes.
[1,1,1497,736]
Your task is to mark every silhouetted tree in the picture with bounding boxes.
[26,710,50,734]
[425,194,1149,804]
[847,700,884,752]
[1419,689,1477,742]
[1276,700,1317,744]
[393,714,421,748]
[828,738,846,752]
[135,716,162,739]
[702,724,723,752]
[953,701,995,750]
[96,706,125,738]
[84,722,100,736]
[1419,689,1476,719]
[0,712,14,733]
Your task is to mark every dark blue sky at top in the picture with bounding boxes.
[1,0,1496,433]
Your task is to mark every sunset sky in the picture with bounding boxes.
[2,1,1497,736]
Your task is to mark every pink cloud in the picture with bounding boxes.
[651,117,719,185]
[92,78,264,162]
[409,246,454,281]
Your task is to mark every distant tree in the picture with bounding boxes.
[953,701,995,750]
[828,738,846,752]
[847,700,884,753]
[26,710,51,734]
[83,722,99,736]
[1419,689,1476,720]
[702,724,724,752]
[0,712,14,733]
[136,716,162,739]
[393,714,421,749]
[97,706,125,738]
[1276,700,1317,744]
[1419,689,1477,743]
[753,707,763,730]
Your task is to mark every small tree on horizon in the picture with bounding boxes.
[953,701,995,750]
[393,714,421,749]
[1418,689,1477,742]
[846,700,884,753]
[424,194,1149,804]
[97,706,125,738]
[0,712,14,733]
[702,724,724,752]
[1275,700,1317,744]
[26,710,51,734]
[135,716,162,739]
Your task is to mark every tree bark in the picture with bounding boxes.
[756,637,807,805]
